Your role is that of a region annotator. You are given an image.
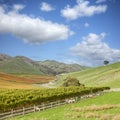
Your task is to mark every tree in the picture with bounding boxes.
[62,77,84,87]
[104,60,109,66]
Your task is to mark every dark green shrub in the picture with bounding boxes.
[62,77,84,87]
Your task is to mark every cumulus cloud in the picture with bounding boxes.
[96,0,107,4]
[70,33,120,66]
[84,22,89,27]
[13,4,25,12]
[61,0,107,20]
[0,4,73,44]
[40,2,54,12]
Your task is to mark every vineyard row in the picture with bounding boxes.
[0,86,110,112]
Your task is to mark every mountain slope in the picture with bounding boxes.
[38,60,87,75]
[55,62,120,88]
[0,54,86,75]
[0,56,43,74]
[0,54,12,62]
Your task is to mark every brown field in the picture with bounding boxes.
[0,72,55,89]
[17,74,55,84]
[0,79,34,89]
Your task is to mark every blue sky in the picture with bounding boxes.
[0,0,120,66]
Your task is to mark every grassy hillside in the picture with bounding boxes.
[0,56,43,74]
[0,54,87,75]
[55,62,120,88]
[8,92,120,120]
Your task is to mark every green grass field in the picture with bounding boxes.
[8,92,120,120]
[54,62,120,88]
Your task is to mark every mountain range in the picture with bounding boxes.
[0,54,87,75]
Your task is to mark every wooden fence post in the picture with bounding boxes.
[42,103,45,111]
[34,105,35,112]
[11,109,13,118]
[23,107,25,115]
[57,101,60,106]
[51,102,52,108]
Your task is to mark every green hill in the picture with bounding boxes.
[55,62,120,88]
[0,54,86,75]
[0,56,43,74]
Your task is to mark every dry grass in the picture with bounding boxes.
[0,79,34,89]
[73,104,120,112]
[20,74,55,84]
[69,104,120,119]
[112,115,120,120]
[99,114,112,120]
[40,118,48,120]
[0,72,34,83]
[66,113,117,119]
[29,118,48,120]
[64,113,72,117]
[0,72,54,84]
[84,112,99,118]
[0,72,55,89]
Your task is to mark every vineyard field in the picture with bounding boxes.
[0,86,109,113]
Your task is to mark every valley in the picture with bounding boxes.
[0,54,120,120]
[0,0,120,119]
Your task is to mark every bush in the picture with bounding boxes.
[62,77,84,87]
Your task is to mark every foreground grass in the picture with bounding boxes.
[8,92,120,120]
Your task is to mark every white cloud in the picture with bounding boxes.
[61,0,107,20]
[40,2,54,12]
[70,33,120,66]
[0,4,73,44]
[84,22,89,27]
[96,0,107,4]
[13,4,25,12]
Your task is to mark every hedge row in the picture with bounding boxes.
[0,86,110,112]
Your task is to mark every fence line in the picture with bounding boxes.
[0,100,67,120]
[0,91,106,120]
